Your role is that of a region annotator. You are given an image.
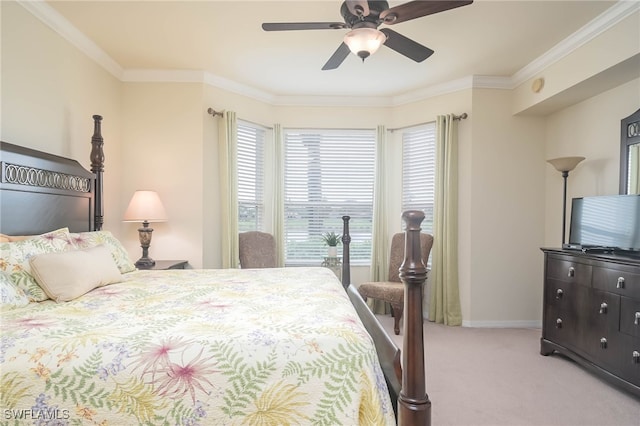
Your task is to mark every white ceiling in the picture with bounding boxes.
[44,0,620,100]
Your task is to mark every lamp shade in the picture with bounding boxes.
[547,156,586,173]
[343,28,387,59]
[123,190,168,222]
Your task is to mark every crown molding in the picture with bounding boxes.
[512,0,639,86]
[392,76,475,105]
[120,69,476,107]
[471,75,513,90]
[203,73,277,105]
[19,0,636,107]
[17,0,123,79]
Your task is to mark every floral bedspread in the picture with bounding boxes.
[0,267,394,425]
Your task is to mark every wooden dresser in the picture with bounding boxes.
[541,248,640,397]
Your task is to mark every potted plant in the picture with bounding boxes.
[322,232,341,257]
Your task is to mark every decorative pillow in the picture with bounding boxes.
[0,228,75,302]
[0,271,29,309]
[68,230,136,273]
[29,245,123,302]
[4,235,31,242]
[0,234,34,242]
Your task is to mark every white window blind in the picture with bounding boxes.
[402,123,436,235]
[237,121,266,232]
[284,129,375,264]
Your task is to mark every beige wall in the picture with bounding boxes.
[120,82,205,267]
[1,1,123,234]
[467,89,547,326]
[2,0,637,326]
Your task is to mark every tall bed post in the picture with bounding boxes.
[90,115,105,231]
[341,215,351,289]
[398,210,430,425]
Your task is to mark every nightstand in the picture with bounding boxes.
[321,256,342,281]
[139,260,188,270]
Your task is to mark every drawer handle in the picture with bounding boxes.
[567,267,575,278]
[599,302,608,314]
[617,277,625,289]
[633,351,640,364]
[600,337,608,349]
[556,318,563,329]
[556,289,563,299]
[635,312,640,326]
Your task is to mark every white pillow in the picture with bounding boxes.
[29,245,123,302]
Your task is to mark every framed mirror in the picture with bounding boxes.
[620,108,640,194]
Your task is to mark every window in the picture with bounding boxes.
[284,129,376,264]
[402,123,436,235]
[237,121,266,232]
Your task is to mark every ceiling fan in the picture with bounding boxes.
[262,0,473,70]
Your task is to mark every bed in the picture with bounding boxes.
[0,116,430,425]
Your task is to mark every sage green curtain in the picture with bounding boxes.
[218,111,239,268]
[369,125,390,314]
[429,114,462,325]
[271,124,285,266]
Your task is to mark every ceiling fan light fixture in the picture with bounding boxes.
[343,28,387,61]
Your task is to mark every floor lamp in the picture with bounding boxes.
[547,156,585,246]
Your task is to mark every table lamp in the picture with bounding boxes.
[123,190,168,268]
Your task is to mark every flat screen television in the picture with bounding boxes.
[567,194,640,254]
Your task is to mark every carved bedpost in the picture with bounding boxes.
[90,115,104,231]
[398,210,430,426]
[341,215,351,289]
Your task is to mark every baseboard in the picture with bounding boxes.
[460,319,542,328]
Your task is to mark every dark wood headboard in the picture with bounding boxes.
[0,115,105,235]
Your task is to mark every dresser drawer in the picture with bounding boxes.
[543,282,590,351]
[592,266,640,299]
[585,289,620,334]
[546,255,592,285]
[620,334,640,387]
[544,279,580,308]
[583,331,626,375]
[543,303,582,351]
[620,296,640,338]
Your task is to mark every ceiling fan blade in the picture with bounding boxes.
[380,0,473,25]
[322,42,351,70]
[262,22,346,31]
[346,0,370,17]
[380,28,434,62]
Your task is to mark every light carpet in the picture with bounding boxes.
[376,314,640,426]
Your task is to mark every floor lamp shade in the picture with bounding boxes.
[547,156,585,246]
[547,156,585,173]
[123,190,168,268]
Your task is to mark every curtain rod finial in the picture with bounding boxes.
[207,108,223,117]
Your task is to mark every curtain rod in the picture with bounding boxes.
[208,107,467,131]
[389,112,468,132]
[207,108,223,117]
[207,107,273,130]
[242,118,273,130]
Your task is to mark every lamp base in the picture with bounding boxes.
[135,257,156,269]
[135,221,156,269]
